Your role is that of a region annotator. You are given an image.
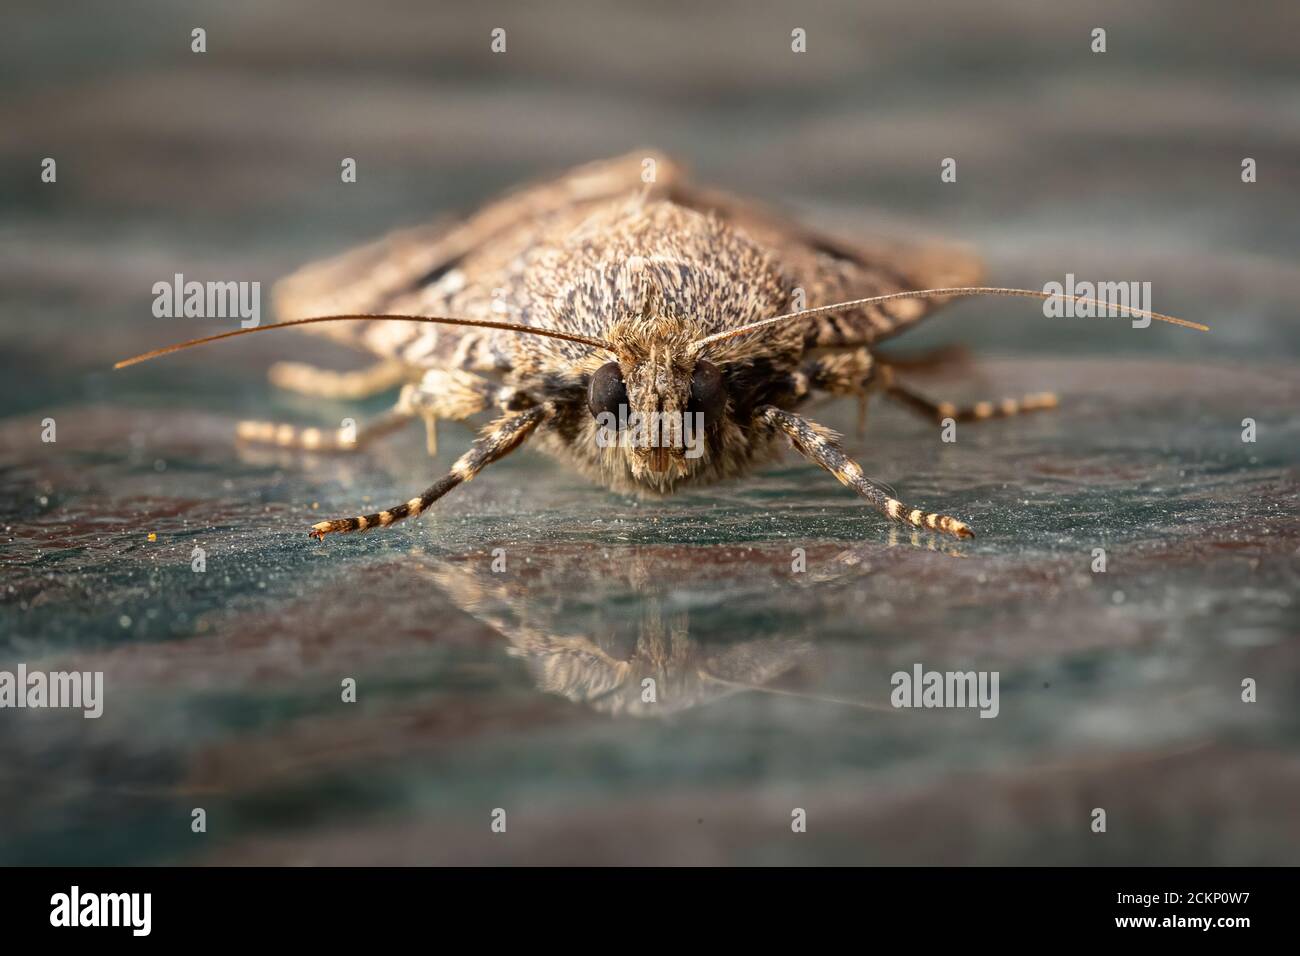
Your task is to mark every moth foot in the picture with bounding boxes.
[948,521,975,540]
[308,520,347,540]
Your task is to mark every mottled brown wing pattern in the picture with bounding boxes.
[273,151,687,371]
[665,182,984,347]
[272,150,981,372]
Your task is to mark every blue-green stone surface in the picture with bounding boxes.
[1,0,1296,865]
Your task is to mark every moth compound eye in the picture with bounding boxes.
[688,360,727,427]
[587,362,628,419]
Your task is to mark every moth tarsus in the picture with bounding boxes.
[118,151,1203,541]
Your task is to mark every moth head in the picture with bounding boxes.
[587,320,727,483]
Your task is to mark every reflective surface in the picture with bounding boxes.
[1,0,1298,864]
[3,357,1297,864]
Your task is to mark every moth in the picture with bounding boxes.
[118,151,1202,540]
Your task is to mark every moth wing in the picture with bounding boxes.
[272,151,686,369]
[666,183,984,347]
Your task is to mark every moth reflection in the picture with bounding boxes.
[417,545,812,717]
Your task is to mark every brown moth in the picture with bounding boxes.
[117,151,1203,540]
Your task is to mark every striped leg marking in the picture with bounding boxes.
[884,376,1057,423]
[236,408,411,452]
[308,402,554,540]
[758,405,974,539]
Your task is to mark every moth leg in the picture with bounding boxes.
[758,405,974,539]
[309,403,554,540]
[236,369,516,456]
[236,407,412,452]
[880,366,1057,423]
[268,359,410,400]
[797,348,878,436]
[396,368,523,457]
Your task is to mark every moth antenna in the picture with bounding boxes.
[691,286,1209,350]
[114,313,616,369]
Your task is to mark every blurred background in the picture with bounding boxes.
[1,0,1297,865]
